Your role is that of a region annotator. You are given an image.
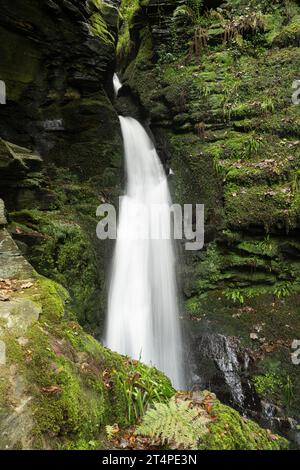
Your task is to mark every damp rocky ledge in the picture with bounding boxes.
[0,0,299,451]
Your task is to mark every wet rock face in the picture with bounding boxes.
[0,1,123,331]
[0,0,122,180]
[0,200,7,226]
[145,0,186,50]
[190,331,260,413]
[0,139,44,211]
[188,330,300,443]
[259,400,300,447]
[0,198,34,280]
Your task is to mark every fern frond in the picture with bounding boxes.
[173,5,196,23]
[136,397,210,449]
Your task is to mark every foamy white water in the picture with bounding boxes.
[105,112,184,388]
[113,73,122,96]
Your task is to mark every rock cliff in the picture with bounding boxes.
[0,0,123,331]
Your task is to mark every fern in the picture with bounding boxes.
[136,397,209,449]
[105,425,115,440]
[224,289,245,305]
[173,5,196,23]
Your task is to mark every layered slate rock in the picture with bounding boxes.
[0,199,34,279]
[0,1,123,331]
[0,199,6,226]
[0,139,43,211]
[0,0,122,180]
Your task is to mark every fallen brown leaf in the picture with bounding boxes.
[41,385,61,395]
[20,281,33,289]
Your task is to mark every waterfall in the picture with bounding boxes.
[113,74,122,96]
[106,76,184,388]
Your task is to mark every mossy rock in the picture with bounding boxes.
[7,156,122,333]
[199,398,288,450]
[273,15,300,47]
[0,272,174,450]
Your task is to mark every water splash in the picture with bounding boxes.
[113,73,122,96]
[105,113,184,388]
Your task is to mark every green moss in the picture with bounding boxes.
[0,331,24,365]
[0,28,40,101]
[124,25,153,80]
[199,400,288,450]
[32,276,68,322]
[9,202,100,327]
[24,326,104,447]
[273,15,300,47]
[117,0,140,64]
[88,0,115,45]
[0,376,10,411]
[224,183,296,231]
[253,372,283,398]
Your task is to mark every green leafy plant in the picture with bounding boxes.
[273,281,293,299]
[157,47,177,64]
[283,375,294,409]
[292,169,300,194]
[244,135,263,158]
[136,397,209,449]
[260,235,276,256]
[254,373,294,409]
[223,11,265,44]
[187,0,203,21]
[173,5,195,24]
[224,289,245,305]
[173,1,203,25]
[105,425,115,440]
[212,158,226,177]
[254,372,283,397]
[113,360,174,424]
[200,83,211,97]
[173,1,207,60]
[260,98,275,114]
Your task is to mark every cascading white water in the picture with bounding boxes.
[106,76,184,388]
[113,74,122,96]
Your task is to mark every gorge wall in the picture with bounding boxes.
[0,0,123,333]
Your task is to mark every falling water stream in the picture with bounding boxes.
[113,74,122,96]
[105,75,184,388]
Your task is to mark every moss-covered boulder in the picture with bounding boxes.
[200,394,288,450]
